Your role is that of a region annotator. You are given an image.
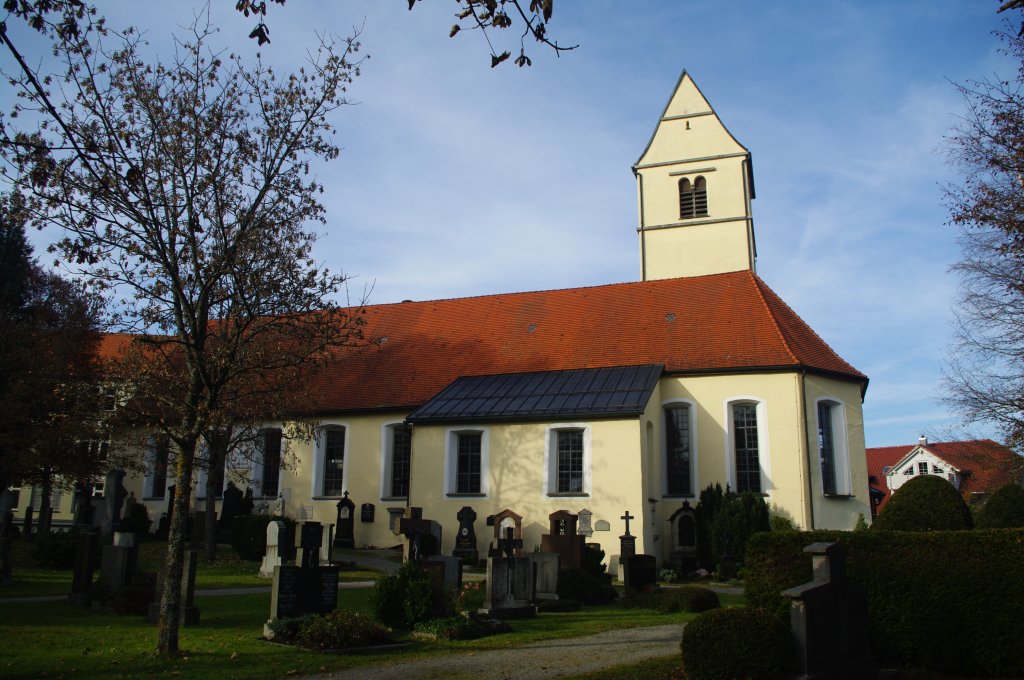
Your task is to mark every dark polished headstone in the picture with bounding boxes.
[623,554,657,592]
[453,506,478,564]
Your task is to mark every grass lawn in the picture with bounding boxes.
[0,580,739,679]
[0,539,380,599]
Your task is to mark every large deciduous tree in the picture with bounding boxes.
[0,7,364,654]
[944,28,1024,449]
[0,193,107,532]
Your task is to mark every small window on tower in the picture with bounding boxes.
[679,176,709,219]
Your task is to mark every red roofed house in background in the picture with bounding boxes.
[25,72,874,566]
[867,437,1024,517]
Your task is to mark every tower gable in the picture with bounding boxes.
[635,71,756,280]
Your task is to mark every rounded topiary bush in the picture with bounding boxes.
[373,560,456,629]
[976,483,1024,528]
[664,585,720,613]
[681,607,793,680]
[873,474,973,531]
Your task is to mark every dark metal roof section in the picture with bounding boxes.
[407,364,664,424]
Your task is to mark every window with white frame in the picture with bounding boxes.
[382,423,411,499]
[731,402,761,493]
[321,427,346,497]
[917,461,928,476]
[258,428,282,498]
[664,403,694,496]
[145,436,170,499]
[545,425,590,496]
[816,399,851,496]
[446,428,487,496]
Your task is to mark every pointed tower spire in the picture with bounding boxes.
[634,71,757,280]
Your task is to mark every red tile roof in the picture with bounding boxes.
[867,440,1024,509]
[301,270,865,414]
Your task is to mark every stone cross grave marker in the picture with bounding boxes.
[399,508,440,561]
[480,526,535,619]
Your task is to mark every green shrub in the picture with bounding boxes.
[976,483,1024,528]
[373,560,456,629]
[266,614,317,641]
[556,567,617,604]
[745,529,1024,676]
[621,585,719,613]
[873,475,973,531]
[295,609,391,650]
[770,514,796,532]
[581,543,607,577]
[681,607,793,680]
[119,503,153,534]
[32,531,87,569]
[229,514,296,561]
[695,483,770,573]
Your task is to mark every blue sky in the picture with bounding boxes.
[5,1,1017,447]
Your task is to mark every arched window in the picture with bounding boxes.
[679,176,708,219]
[815,398,852,496]
[732,402,761,493]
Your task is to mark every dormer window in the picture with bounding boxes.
[679,176,708,219]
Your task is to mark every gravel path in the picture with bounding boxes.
[308,622,686,680]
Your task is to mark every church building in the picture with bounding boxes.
[44,72,873,563]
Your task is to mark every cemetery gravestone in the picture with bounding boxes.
[489,508,523,557]
[399,509,442,562]
[540,510,585,569]
[667,501,699,574]
[427,554,463,591]
[783,542,873,680]
[259,520,285,578]
[480,527,535,619]
[333,492,355,549]
[300,521,323,569]
[452,505,478,564]
[147,550,200,625]
[386,507,405,535]
[267,564,340,622]
[0,509,13,585]
[360,503,374,523]
[577,508,593,537]
[98,532,139,592]
[528,551,560,601]
[623,554,657,593]
[219,482,244,529]
[68,529,99,604]
[100,469,127,537]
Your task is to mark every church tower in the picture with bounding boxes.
[635,71,756,280]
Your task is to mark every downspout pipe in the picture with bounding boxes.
[798,369,815,530]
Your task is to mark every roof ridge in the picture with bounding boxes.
[746,272,800,365]
[356,271,750,310]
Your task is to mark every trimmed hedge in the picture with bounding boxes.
[745,529,1024,677]
[873,474,973,531]
[621,585,720,613]
[976,483,1024,528]
[681,607,792,680]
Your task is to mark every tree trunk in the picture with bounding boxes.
[156,440,196,656]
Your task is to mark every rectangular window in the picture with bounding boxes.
[456,432,481,494]
[557,429,584,493]
[818,402,837,495]
[918,461,928,475]
[733,403,761,493]
[149,437,169,499]
[322,428,345,496]
[932,464,942,474]
[390,424,411,498]
[261,428,282,497]
[665,405,692,495]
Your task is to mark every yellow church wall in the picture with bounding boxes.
[407,417,648,561]
[638,156,749,228]
[640,220,751,280]
[802,375,871,529]
[638,115,746,168]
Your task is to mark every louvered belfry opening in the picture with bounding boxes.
[678,176,708,219]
